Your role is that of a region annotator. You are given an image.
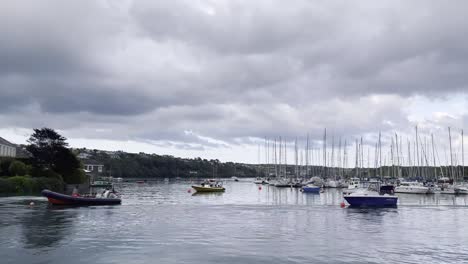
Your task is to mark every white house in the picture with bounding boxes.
[82,160,106,176]
[0,137,16,158]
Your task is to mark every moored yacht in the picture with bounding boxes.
[455,185,468,195]
[343,178,360,194]
[395,182,429,194]
[273,178,292,187]
[253,177,269,184]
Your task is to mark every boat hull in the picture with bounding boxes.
[455,188,468,195]
[302,186,320,193]
[41,190,121,206]
[344,195,398,207]
[192,186,225,192]
[394,188,428,194]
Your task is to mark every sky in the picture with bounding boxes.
[0,0,467,165]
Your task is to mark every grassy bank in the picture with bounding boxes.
[0,176,64,195]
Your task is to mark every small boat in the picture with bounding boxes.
[273,178,292,187]
[90,180,113,188]
[455,186,468,195]
[42,189,121,206]
[440,186,456,194]
[192,181,225,192]
[253,177,268,184]
[395,181,429,194]
[136,180,145,184]
[343,182,398,207]
[343,178,361,194]
[326,180,338,188]
[301,184,321,193]
[231,176,239,182]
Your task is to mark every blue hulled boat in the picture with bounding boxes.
[344,193,398,207]
[42,189,121,206]
[343,182,398,207]
[302,184,321,193]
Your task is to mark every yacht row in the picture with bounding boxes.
[253,176,468,195]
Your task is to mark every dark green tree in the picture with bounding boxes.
[9,160,27,176]
[26,128,83,184]
[53,147,82,183]
[26,128,69,169]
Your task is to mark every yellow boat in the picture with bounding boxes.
[192,181,225,192]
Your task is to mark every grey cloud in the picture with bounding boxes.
[0,0,467,154]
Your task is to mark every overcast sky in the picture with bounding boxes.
[0,0,467,164]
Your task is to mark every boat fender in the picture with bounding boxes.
[340,201,346,208]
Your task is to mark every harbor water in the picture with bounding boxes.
[2,179,468,264]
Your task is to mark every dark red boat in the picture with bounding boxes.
[42,189,121,206]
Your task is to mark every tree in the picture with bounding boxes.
[26,128,84,184]
[9,160,27,176]
[53,147,82,182]
[26,128,68,169]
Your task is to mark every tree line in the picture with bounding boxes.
[77,150,258,179]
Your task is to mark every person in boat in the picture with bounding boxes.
[101,187,111,198]
[72,185,80,197]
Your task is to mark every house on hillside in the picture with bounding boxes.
[0,137,16,158]
[83,160,106,177]
[77,152,91,159]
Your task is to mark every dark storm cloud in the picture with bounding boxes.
[0,0,467,150]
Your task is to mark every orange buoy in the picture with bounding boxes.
[187,189,192,193]
[340,201,346,208]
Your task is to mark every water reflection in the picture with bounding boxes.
[2,180,468,264]
[191,192,224,197]
[21,206,77,249]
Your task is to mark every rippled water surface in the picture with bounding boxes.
[2,179,468,264]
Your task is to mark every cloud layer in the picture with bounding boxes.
[0,0,467,161]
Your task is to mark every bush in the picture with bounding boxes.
[0,158,14,176]
[9,161,27,176]
[0,178,16,194]
[8,176,34,193]
[0,176,64,194]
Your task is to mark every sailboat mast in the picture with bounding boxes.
[395,133,400,178]
[331,136,335,180]
[355,139,359,177]
[306,134,310,177]
[415,126,420,177]
[449,127,454,181]
[462,130,465,182]
[323,128,327,178]
[379,132,382,179]
[431,134,437,178]
[407,139,412,178]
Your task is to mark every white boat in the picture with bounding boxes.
[343,178,360,194]
[231,176,239,182]
[253,177,268,184]
[326,180,337,188]
[440,185,456,194]
[455,185,468,195]
[273,178,292,187]
[395,182,429,194]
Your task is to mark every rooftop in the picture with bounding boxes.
[0,137,16,147]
